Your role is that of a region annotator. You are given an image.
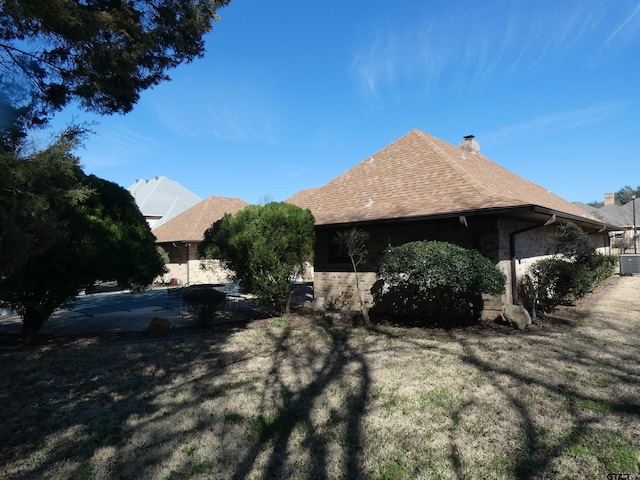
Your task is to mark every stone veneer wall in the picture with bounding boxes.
[160,242,233,285]
[496,219,556,304]
[159,243,314,286]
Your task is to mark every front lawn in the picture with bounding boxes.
[1,282,639,479]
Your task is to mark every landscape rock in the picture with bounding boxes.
[501,304,532,330]
[312,296,325,311]
[146,317,171,336]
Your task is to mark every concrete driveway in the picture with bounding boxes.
[0,288,200,335]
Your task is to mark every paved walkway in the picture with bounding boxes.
[3,277,633,337]
[578,274,640,336]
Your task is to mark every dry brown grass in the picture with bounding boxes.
[1,277,639,479]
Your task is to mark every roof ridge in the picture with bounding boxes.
[415,130,494,200]
[203,194,248,201]
[417,130,584,213]
[286,129,605,226]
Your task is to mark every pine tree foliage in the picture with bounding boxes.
[0,0,229,144]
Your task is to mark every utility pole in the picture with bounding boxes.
[633,194,637,254]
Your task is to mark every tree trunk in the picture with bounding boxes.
[21,305,52,337]
[351,258,369,324]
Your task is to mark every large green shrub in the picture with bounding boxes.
[520,223,616,313]
[199,202,315,315]
[374,241,506,326]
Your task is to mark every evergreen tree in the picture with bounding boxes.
[200,203,315,315]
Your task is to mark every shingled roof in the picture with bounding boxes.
[574,201,638,228]
[287,129,603,227]
[153,196,249,243]
[128,176,201,228]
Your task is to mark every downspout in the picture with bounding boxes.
[186,243,191,285]
[509,215,556,304]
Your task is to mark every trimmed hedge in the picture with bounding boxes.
[374,241,506,327]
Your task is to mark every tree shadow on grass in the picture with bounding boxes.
[368,302,640,479]
[231,325,371,479]
[0,327,242,479]
[2,280,638,479]
[447,315,640,479]
[0,322,373,480]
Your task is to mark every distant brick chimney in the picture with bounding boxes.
[459,135,480,154]
[604,193,615,205]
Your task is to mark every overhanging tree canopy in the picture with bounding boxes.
[0,0,229,145]
[0,126,90,277]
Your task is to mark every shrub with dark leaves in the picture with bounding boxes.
[375,241,506,327]
[183,286,226,328]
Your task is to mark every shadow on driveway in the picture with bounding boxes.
[65,288,170,316]
[0,288,193,336]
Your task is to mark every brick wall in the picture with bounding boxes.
[313,217,506,313]
[311,216,596,317]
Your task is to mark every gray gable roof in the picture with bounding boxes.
[620,201,640,227]
[128,176,201,228]
[573,200,639,228]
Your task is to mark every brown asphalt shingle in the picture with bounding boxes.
[152,196,249,243]
[287,129,600,226]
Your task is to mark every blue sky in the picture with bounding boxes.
[47,0,640,205]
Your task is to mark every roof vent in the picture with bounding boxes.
[459,135,480,154]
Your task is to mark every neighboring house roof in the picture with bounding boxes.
[152,196,249,243]
[287,129,604,227]
[128,176,201,228]
[574,200,639,228]
[621,201,640,228]
[572,202,600,217]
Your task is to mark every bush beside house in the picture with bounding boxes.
[519,223,616,314]
[373,241,506,327]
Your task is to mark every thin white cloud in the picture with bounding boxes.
[80,126,160,169]
[350,2,630,98]
[481,103,625,143]
[605,2,640,44]
[152,94,277,144]
[206,101,276,144]
[154,102,201,139]
[351,30,402,97]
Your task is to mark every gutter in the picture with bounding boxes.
[314,204,611,231]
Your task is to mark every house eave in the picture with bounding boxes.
[314,205,614,232]
[155,239,202,245]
